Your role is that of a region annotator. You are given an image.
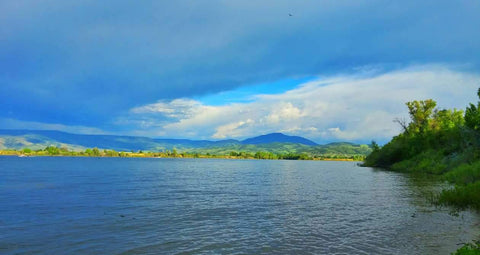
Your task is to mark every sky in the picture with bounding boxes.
[1,1,480,144]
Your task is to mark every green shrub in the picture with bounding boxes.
[453,241,480,255]
[438,181,480,211]
[389,149,447,174]
[444,161,480,185]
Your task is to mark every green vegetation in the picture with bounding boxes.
[453,241,480,255]
[365,88,480,210]
[363,88,480,253]
[184,142,370,160]
[0,146,364,161]
[0,143,369,161]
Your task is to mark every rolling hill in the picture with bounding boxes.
[0,129,371,156]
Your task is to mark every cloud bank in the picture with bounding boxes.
[126,66,480,143]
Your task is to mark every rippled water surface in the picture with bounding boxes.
[1,157,479,254]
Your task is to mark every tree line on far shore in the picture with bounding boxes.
[0,145,365,161]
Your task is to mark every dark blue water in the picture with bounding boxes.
[0,157,478,254]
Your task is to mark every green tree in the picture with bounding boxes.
[465,88,480,131]
[92,147,100,156]
[431,108,464,131]
[105,149,117,157]
[254,151,278,159]
[44,146,60,155]
[406,99,437,134]
[370,141,380,152]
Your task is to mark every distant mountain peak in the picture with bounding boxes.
[0,129,320,150]
[241,133,318,146]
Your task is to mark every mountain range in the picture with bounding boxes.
[0,129,371,156]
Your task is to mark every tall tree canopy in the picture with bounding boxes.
[406,99,437,134]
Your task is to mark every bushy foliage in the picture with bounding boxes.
[437,182,480,211]
[364,87,480,211]
[453,241,480,255]
[254,151,278,160]
[431,109,465,131]
[406,99,437,134]
[44,146,60,155]
[365,97,477,169]
[444,161,480,185]
[390,149,447,174]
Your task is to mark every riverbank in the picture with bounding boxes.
[363,89,480,254]
[0,149,360,161]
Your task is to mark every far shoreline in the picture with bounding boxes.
[0,151,360,162]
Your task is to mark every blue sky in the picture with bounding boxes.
[1,1,480,143]
[195,77,315,106]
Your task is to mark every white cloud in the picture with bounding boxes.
[213,119,255,139]
[266,102,305,123]
[0,118,106,135]
[126,65,480,143]
[130,98,203,118]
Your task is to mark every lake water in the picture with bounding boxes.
[0,157,478,254]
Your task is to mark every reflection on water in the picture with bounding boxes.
[0,157,478,254]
